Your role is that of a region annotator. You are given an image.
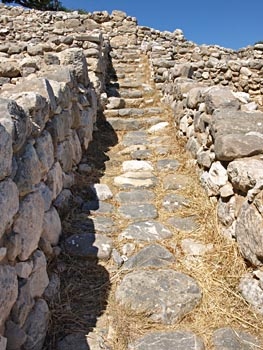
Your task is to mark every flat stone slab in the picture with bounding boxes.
[167,216,198,232]
[123,244,175,269]
[116,269,202,324]
[148,121,169,134]
[212,327,261,350]
[156,159,180,171]
[116,190,155,204]
[89,183,113,200]
[121,131,149,146]
[82,201,114,215]
[64,233,113,260]
[119,145,147,155]
[162,194,189,212]
[119,221,172,242]
[122,160,153,172]
[131,149,152,160]
[128,331,205,350]
[114,172,157,189]
[163,174,191,190]
[118,204,158,220]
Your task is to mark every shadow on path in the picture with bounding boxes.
[43,112,118,350]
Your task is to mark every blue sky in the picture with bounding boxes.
[61,0,263,50]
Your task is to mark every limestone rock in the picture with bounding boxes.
[28,250,49,299]
[116,190,155,203]
[65,233,113,260]
[235,193,263,266]
[4,320,27,350]
[212,327,261,350]
[46,162,63,200]
[162,193,189,212]
[227,158,263,193]
[123,244,175,269]
[156,159,180,171]
[22,299,49,350]
[59,48,89,86]
[167,216,198,232]
[0,265,18,329]
[119,203,158,220]
[42,206,62,246]
[204,86,240,114]
[0,98,30,153]
[13,190,45,261]
[128,331,205,350]
[89,183,113,200]
[35,130,54,177]
[43,272,60,302]
[181,239,213,256]
[0,124,12,180]
[0,336,7,350]
[15,261,33,279]
[116,270,202,324]
[14,143,42,196]
[122,160,153,172]
[0,179,19,239]
[239,273,263,314]
[119,221,172,242]
[214,134,263,161]
[114,171,157,189]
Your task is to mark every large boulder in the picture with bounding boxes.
[116,269,202,324]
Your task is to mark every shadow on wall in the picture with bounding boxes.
[43,108,118,349]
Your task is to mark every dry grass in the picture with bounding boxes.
[45,53,263,349]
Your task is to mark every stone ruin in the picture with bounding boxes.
[0,4,263,349]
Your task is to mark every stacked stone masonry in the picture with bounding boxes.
[0,4,263,349]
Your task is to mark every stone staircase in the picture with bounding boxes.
[46,46,263,350]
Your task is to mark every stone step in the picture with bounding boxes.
[123,98,144,108]
[104,107,164,118]
[118,90,143,98]
[106,116,165,131]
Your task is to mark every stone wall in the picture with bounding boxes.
[141,29,263,312]
[0,5,110,349]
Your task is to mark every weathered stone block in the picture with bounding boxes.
[0,124,12,180]
[56,139,73,172]
[204,86,240,114]
[4,320,27,350]
[46,162,63,200]
[70,130,82,166]
[227,158,263,193]
[13,191,45,261]
[0,265,18,329]
[35,130,54,178]
[22,299,49,350]
[14,143,42,196]
[236,192,263,266]
[0,98,30,153]
[0,179,19,239]
[59,48,89,86]
[28,250,49,299]
[42,206,62,246]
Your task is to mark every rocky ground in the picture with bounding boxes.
[44,48,263,350]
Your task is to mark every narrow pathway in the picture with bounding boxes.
[45,47,263,350]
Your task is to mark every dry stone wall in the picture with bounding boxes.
[0,5,110,349]
[141,25,263,311]
[0,3,263,349]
